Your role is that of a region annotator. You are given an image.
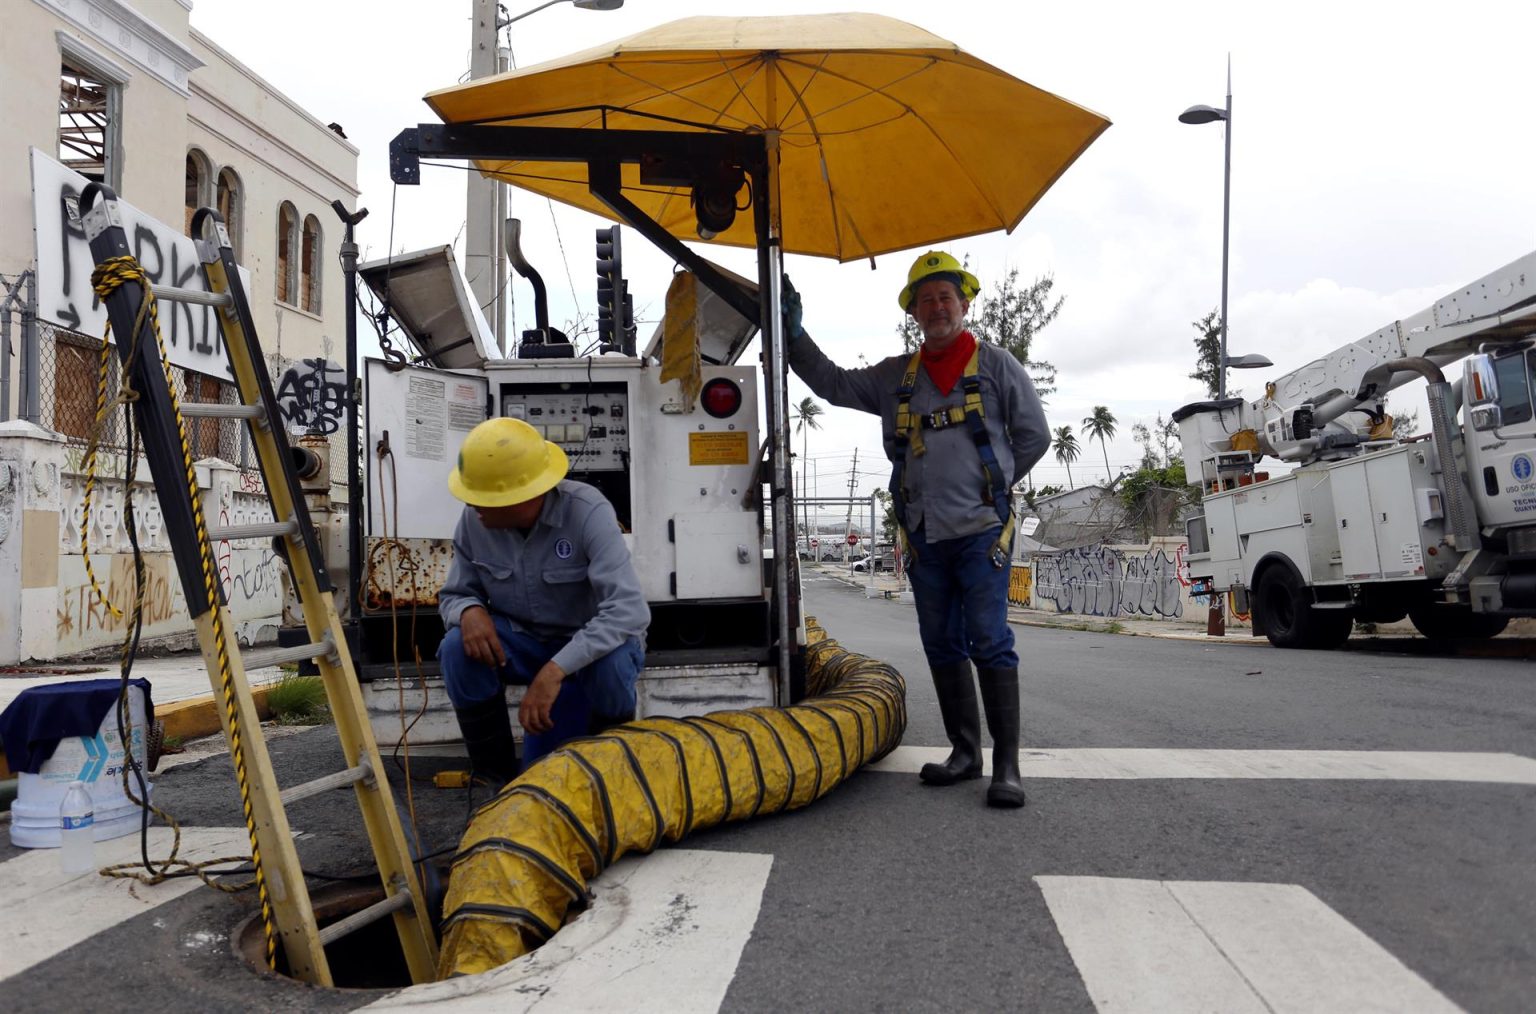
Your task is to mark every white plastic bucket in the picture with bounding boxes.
[8,683,154,848]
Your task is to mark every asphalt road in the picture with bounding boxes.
[3,574,1533,1011]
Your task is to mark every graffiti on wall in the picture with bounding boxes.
[276,357,348,434]
[1032,543,1186,619]
[1008,563,1033,607]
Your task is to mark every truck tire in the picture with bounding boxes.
[1255,567,1354,650]
[1407,604,1509,641]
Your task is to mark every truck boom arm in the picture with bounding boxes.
[1177,250,1536,484]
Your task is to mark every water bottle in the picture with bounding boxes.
[59,780,96,875]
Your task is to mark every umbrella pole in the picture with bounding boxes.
[759,108,797,705]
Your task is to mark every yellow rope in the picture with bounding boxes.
[86,256,278,968]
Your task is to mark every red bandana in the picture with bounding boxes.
[920,330,976,396]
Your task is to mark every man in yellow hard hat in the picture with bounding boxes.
[782,252,1049,808]
[437,417,649,784]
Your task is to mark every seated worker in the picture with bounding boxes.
[437,417,649,784]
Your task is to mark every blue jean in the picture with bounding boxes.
[438,614,644,766]
[906,525,1018,670]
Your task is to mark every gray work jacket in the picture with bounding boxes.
[438,481,649,675]
[788,333,1050,541]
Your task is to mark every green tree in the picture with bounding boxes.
[1132,414,1179,470]
[792,397,823,542]
[1052,425,1080,489]
[1117,458,1199,539]
[898,262,1062,397]
[1082,405,1117,485]
[1189,308,1223,398]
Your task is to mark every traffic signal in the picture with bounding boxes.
[595,226,622,351]
[622,288,636,354]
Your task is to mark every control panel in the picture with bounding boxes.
[499,381,629,472]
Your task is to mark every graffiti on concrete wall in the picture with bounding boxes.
[1032,543,1186,619]
[275,357,348,435]
[1008,563,1033,607]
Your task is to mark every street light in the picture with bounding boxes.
[1180,60,1234,399]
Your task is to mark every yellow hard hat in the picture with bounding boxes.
[898,250,981,312]
[448,417,569,508]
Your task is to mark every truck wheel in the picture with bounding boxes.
[1255,567,1353,650]
[1407,604,1509,641]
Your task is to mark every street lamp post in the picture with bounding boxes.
[467,0,624,356]
[1180,60,1233,399]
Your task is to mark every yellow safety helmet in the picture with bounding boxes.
[448,417,569,508]
[897,250,981,312]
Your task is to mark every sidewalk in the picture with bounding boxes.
[809,561,1250,644]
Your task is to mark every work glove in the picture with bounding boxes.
[781,274,805,340]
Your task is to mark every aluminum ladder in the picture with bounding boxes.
[77,185,438,986]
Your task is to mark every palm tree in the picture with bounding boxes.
[1052,424,1080,489]
[792,397,824,549]
[1082,406,1118,485]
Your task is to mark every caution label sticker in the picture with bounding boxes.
[689,431,750,466]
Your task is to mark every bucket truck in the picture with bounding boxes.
[1176,250,1536,648]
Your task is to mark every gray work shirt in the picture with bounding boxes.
[788,333,1050,541]
[438,480,649,675]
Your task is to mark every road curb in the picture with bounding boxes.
[158,686,276,743]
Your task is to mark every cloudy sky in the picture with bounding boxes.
[190,0,1536,502]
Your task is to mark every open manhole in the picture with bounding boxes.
[232,881,434,991]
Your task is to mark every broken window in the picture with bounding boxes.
[217,167,243,260]
[301,214,322,313]
[185,150,213,234]
[59,59,119,187]
[276,202,297,304]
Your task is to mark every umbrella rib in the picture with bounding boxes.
[779,52,1010,226]
[770,55,851,262]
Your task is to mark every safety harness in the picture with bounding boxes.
[890,346,1016,568]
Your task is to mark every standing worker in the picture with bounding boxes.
[782,252,1049,807]
[438,417,649,785]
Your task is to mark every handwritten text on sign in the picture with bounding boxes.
[30,148,241,380]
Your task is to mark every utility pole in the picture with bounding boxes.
[466,0,505,354]
[843,448,859,560]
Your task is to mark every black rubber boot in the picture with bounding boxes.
[978,666,1026,808]
[453,693,518,787]
[919,660,983,786]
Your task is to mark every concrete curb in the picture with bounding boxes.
[158,686,276,743]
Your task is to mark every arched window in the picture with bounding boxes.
[184,149,212,234]
[300,214,322,313]
[216,167,243,259]
[276,201,298,304]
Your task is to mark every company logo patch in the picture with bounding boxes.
[1514,454,1534,482]
[554,538,574,560]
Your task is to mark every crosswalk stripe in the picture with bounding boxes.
[362,848,773,1012]
[0,826,253,981]
[867,746,1536,783]
[1036,877,1463,1013]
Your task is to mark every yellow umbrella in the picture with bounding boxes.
[424,13,1110,262]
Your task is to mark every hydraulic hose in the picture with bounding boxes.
[436,618,907,977]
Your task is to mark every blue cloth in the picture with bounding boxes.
[0,678,155,774]
[906,526,1018,670]
[437,614,643,768]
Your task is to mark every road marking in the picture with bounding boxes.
[867,746,1536,783]
[364,848,773,1013]
[1036,877,1463,1013]
[0,826,252,980]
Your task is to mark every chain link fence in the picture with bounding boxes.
[37,319,251,465]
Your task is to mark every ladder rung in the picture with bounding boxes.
[152,283,234,308]
[280,760,373,806]
[206,520,299,542]
[317,888,414,947]
[180,402,263,420]
[243,636,334,671]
